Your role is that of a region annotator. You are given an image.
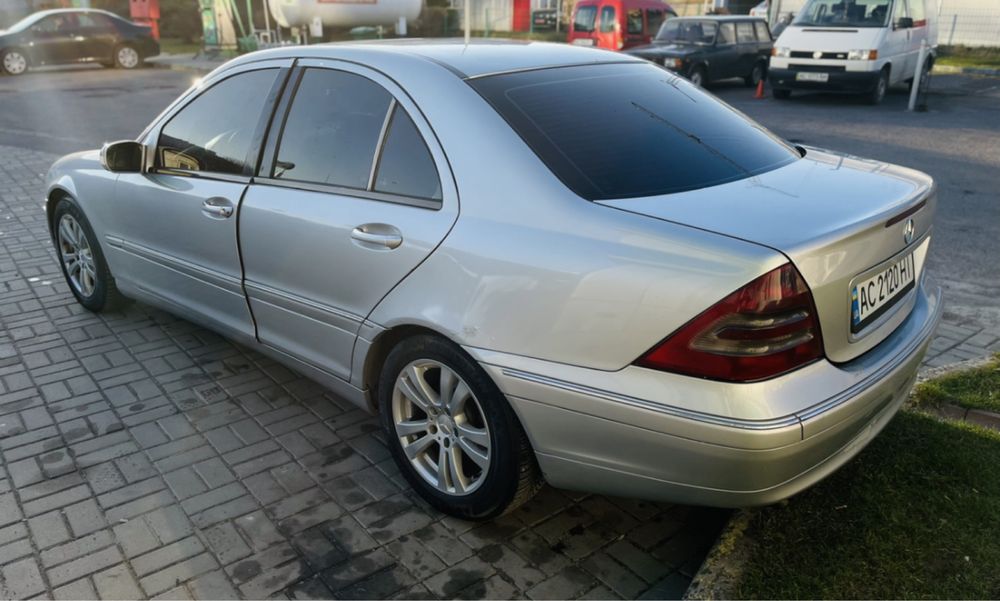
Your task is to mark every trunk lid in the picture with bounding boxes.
[599,148,935,363]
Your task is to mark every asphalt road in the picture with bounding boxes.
[1,64,998,334]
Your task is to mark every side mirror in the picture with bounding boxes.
[895,16,913,29]
[101,140,144,173]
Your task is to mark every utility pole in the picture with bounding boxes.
[464,0,471,43]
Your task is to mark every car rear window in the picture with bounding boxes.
[470,63,798,201]
[574,5,597,32]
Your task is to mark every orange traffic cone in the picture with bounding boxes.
[754,78,765,99]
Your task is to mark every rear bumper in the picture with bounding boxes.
[475,279,943,507]
[769,67,880,92]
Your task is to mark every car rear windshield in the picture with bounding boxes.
[470,63,798,200]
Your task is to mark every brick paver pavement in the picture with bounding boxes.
[0,145,729,600]
[2,143,997,601]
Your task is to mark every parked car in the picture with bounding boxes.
[567,0,676,50]
[47,42,941,520]
[626,15,773,86]
[0,8,159,76]
[769,0,937,104]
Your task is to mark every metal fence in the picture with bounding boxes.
[937,1,1000,47]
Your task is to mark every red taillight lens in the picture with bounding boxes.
[634,263,824,382]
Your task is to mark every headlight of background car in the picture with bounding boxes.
[847,49,879,60]
[664,58,683,69]
[772,47,791,58]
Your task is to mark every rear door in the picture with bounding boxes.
[76,12,118,61]
[596,4,619,49]
[624,7,645,48]
[711,22,740,79]
[239,61,458,380]
[735,21,759,76]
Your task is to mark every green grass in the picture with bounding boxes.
[936,45,1000,70]
[913,356,1000,413]
[734,410,1000,599]
[158,37,201,56]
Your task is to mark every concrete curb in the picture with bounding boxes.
[146,55,225,74]
[932,64,1000,77]
[683,355,997,600]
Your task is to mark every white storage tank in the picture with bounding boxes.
[268,0,423,28]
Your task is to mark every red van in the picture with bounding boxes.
[567,0,676,50]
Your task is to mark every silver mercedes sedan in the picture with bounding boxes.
[45,41,942,520]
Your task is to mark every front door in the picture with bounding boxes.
[239,62,458,381]
[596,4,619,49]
[885,0,912,83]
[108,62,290,340]
[27,13,79,65]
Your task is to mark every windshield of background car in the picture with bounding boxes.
[656,19,718,44]
[793,0,893,27]
[573,6,597,32]
[471,63,799,201]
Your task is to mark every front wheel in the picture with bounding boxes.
[379,335,541,520]
[744,61,765,87]
[688,65,707,87]
[114,44,141,69]
[868,68,889,105]
[1,48,28,76]
[52,197,127,312]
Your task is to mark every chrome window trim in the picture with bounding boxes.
[253,177,441,210]
[368,98,397,191]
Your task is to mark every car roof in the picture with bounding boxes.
[230,39,644,79]
[25,8,125,20]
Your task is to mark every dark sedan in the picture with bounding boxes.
[1,8,159,75]
[625,16,773,87]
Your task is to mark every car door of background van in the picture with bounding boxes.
[109,60,291,340]
[885,0,912,84]
[239,61,458,381]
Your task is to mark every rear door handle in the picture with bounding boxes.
[351,224,403,250]
[202,198,234,219]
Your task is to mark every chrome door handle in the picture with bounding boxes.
[202,199,233,219]
[351,225,403,250]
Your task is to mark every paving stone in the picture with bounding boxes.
[1,557,46,599]
[424,555,497,599]
[637,571,690,600]
[28,509,71,549]
[187,569,240,600]
[526,566,597,600]
[53,577,99,600]
[47,545,124,587]
[203,521,253,565]
[320,548,396,592]
[140,552,219,597]
[93,563,143,600]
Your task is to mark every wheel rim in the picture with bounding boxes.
[3,51,26,75]
[753,64,763,84]
[691,70,703,86]
[876,74,887,100]
[118,47,139,68]
[57,214,97,297]
[392,360,491,496]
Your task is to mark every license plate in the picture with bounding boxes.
[796,72,829,82]
[851,253,915,333]
[571,38,595,46]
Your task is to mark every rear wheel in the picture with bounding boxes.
[378,335,540,520]
[52,197,127,312]
[772,88,792,99]
[1,48,28,76]
[114,44,141,69]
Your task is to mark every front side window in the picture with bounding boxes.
[718,22,736,44]
[574,6,597,32]
[754,20,771,40]
[599,6,616,33]
[736,21,756,42]
[627,9,643,34]
[794,0,894,27]
[33,14,78,33]
[471,63,798,200]
[156,69,278,175]
[273,69,392,188]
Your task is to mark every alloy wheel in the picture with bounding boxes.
[391,359,492,496]
[57,214,97,297]
[3,51,27,75]
[117,47,139,69]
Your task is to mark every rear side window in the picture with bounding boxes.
[646,9,667,34]
[471,63,797,200]
[157,69,278,175]
[273,68,392,189]
[627,8,643,33]
[736,21,756,42]
[373,107,442,201]
[574,6,597,32]
[754,20,771,40]
[599,6,616,32]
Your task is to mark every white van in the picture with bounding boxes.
[767,0,937,104]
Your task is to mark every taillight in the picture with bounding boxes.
[634,263,824,382]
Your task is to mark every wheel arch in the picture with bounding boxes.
[361,323,462,413]
[46,186,75,238]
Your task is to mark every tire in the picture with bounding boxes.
[744,61,765,87]
[378,334,541,520]
[114,44,141,69]
[772,88,792,99]
[688,65,707,87]
[868,68,889,105]
[1,48,29,76]
[52,197,128,312]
